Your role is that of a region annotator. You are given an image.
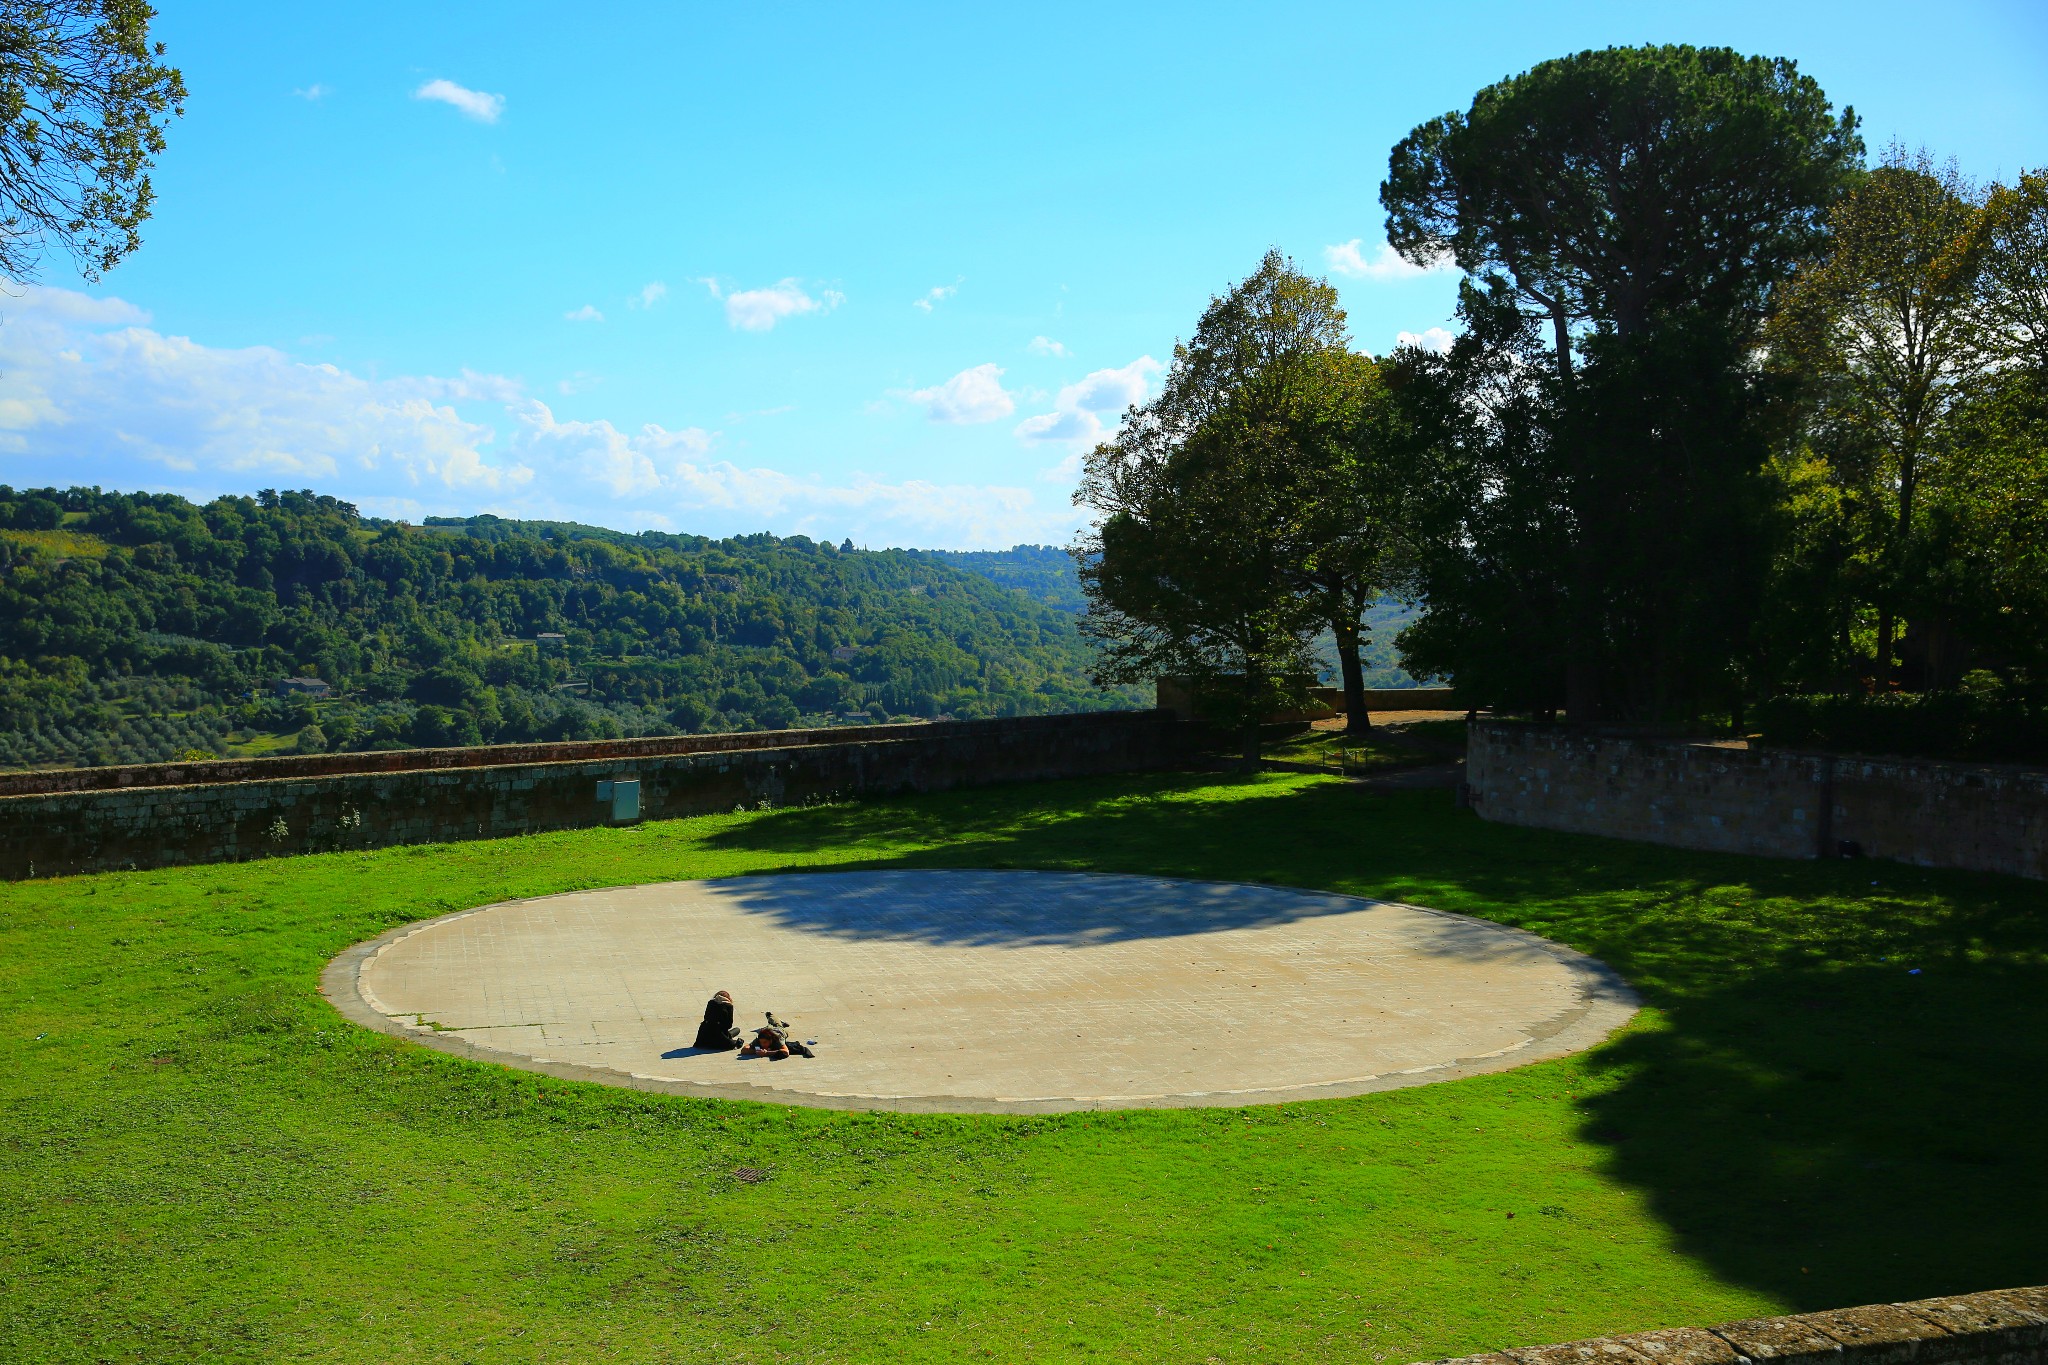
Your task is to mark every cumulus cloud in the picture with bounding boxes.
[414,78,504,123]
[903,363,1015,425]
[1396,326,1456,354]
[701,277,843,332]
[629,281,667,310]
[0,284,529,491]
[563,304,604,323]
[1013,355,1161,447]
[0,282,1077,548]
[293,84,327,101]
[912,282,958,313]
[1027,335,1069,358]
[1324,238,1449,281]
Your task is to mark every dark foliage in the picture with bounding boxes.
[1755,690,2048,763]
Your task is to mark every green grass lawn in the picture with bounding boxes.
[3,771,2044,1364]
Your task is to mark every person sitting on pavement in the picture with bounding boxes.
[692,990,741,1051]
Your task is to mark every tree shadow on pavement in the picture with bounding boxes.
[703,770,2048,1313]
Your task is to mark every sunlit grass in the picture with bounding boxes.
[0,527,110,559]
[2,771,2043,1363]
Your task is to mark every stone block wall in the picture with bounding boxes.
[0,716,1097,797]
[2,711,1198,880]
[1415,1283,2048,1365]
[1466,723,2048,880]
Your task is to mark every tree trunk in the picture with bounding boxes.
[1566,610,1603,724]
[1551,306,1576,388]
[1558,305,1603,726]
[1332,613,1372,736]
[1874,604,1895,691]
[1240,726,1261,772]
[1878,441,1919,692]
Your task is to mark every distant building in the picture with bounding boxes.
[536,633,567,649]
[830,645,859,662]
[275,677,332,699]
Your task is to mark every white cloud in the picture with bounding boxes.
[1324,238,1449,281]
[1013,355,1162,447]
[293,84,327,101]
[563,304,604,323]
[902,364,1015,425]
[629,281,668,310]
[0,283,529,490]
[1027,335,1069,358]
[0,282,1080,548]
[912,282,958,313]
[701,277,843,332]
[413,78,504,124]
[1396,326,1456,354]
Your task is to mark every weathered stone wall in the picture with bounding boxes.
[1415,1283,2048,1365]
[1467,723,2048,880]
[0,717,1094,797]
[3,711,1198,880]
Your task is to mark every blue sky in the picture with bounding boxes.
[1,1,2042,548]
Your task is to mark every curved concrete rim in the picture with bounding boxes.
[320,870,1640,1114]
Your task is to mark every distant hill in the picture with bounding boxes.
[922,545,1086,613]
[0,488,1142,771]
[924,544,1434,687]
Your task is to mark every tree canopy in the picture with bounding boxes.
[1384,45,1863,724]
[1383,45,1862,366]
[1074,250,1417,750]
[0,0,184,280]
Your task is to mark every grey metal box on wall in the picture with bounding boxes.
[610,779,640,821]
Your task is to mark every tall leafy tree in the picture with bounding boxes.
[1284,346,1419,733]
[1768,147,1993,686]
[1392,283,1575,715]
[1908,168,2048,693]
[1074,251,1416,751]
[1980,169,2048,374]
[1381,45,1862,723]
[0,0,184,280]
[1077,416,1320,764]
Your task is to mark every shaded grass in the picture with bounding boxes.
[2,771,2045,1363]
[1261,729,1419,768]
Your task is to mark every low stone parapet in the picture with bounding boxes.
[1415,1285,2048,1365]
[1,711,1199,880]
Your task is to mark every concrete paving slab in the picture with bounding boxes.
[324,870,1637,1113]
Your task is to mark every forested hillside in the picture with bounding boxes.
[923,545,1087,613]
[0,487,1141,770]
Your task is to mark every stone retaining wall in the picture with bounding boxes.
[1416,1284,2048,1365]
[0,717,1066,797]
[1466,723,2048,879]
[2,711,1197,880]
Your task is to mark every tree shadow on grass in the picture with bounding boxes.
[1582,959,2047,1313]
[704,771,2048,1312]
[702,867,1565,963]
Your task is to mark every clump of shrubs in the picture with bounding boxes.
[1755,676,2048,763]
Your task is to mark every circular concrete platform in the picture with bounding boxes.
[323,870,1637,1113]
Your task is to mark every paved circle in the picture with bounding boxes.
[325,870,1637,1113]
